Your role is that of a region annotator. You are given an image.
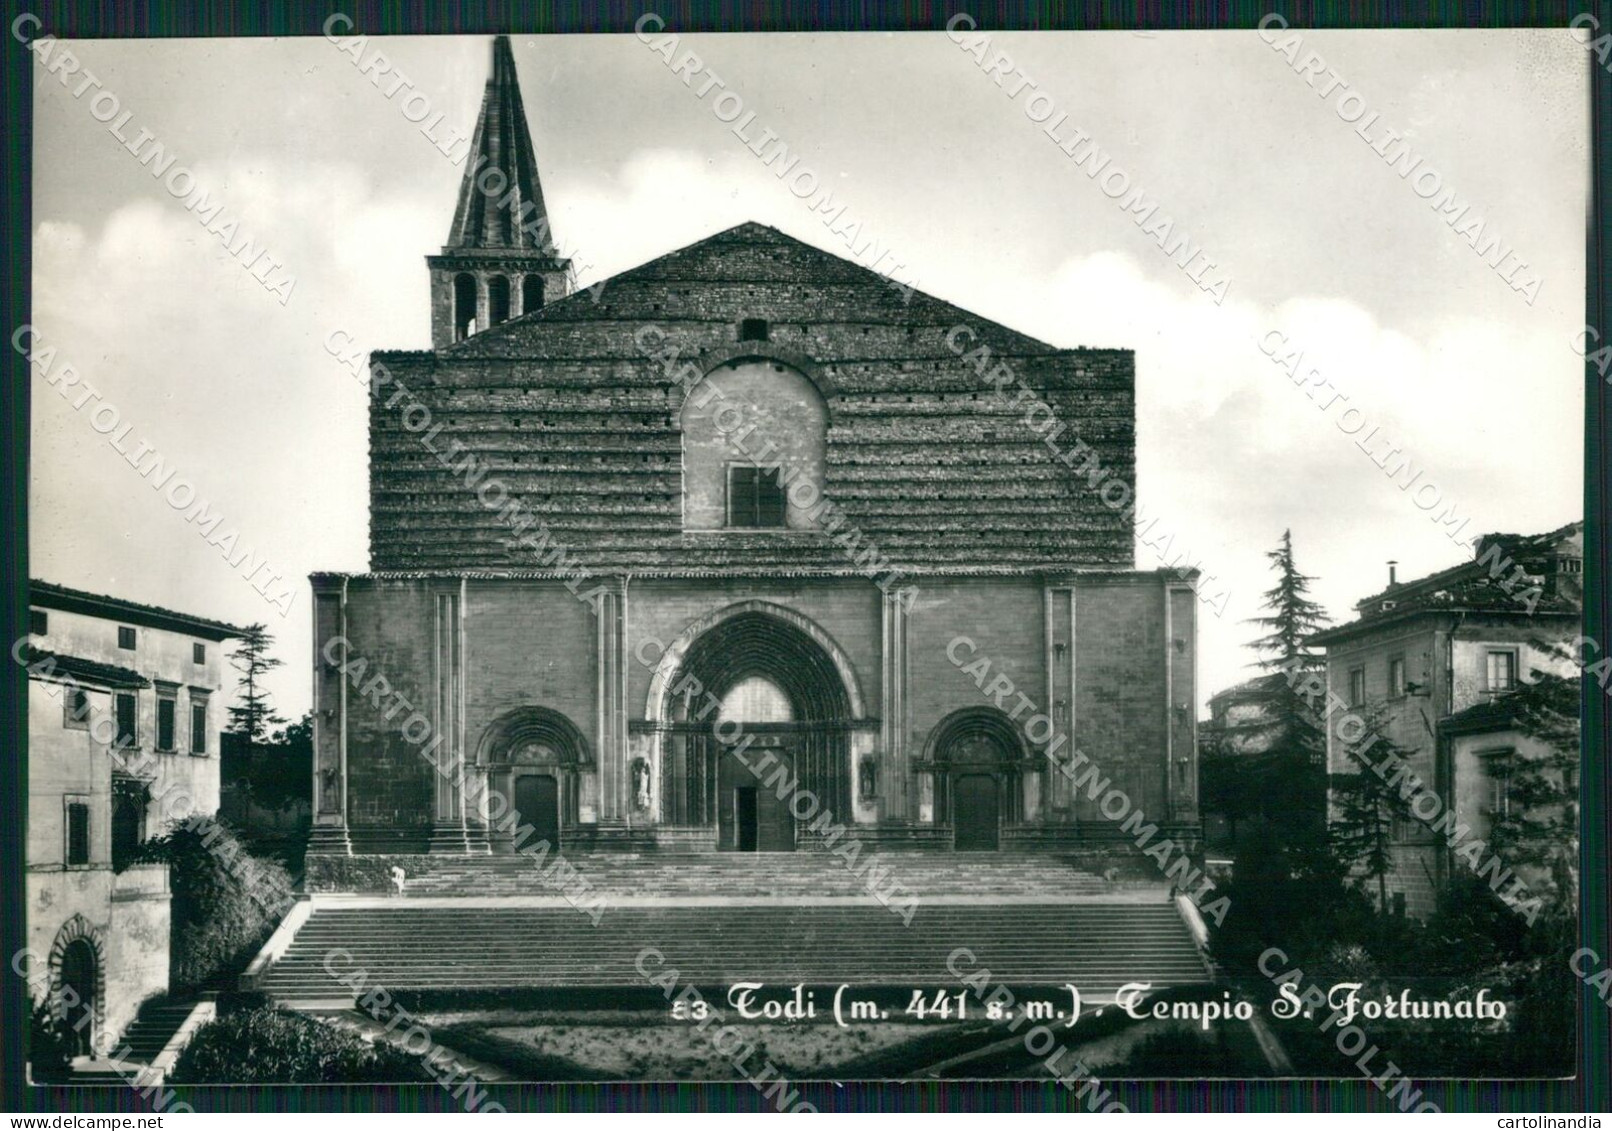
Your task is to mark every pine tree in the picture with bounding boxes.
[228,624,286,749]
[1234,530,1331,860]
[1248,529,1330,691]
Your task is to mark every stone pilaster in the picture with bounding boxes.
[429,582,472,852]
[1043,583,1076,814]
[1165,581,1198,823]
[593,579,628,823]
[879,585,910,819]
[308,576,351,855]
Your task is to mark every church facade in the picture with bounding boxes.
[308,38,1201,867]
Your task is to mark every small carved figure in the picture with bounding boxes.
[389,865,407,896]
[859,757,877,801]
[631,758,652,811]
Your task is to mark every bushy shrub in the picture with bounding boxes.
[170,1006,430,1083]
[135,817,296,991]
[28,1000,73,1081]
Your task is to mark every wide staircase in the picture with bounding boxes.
[256,853,1212,1007]
[378,851,1123,899]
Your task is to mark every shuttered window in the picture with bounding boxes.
[115,692,138,747]
[727,466,786,528]
[67,803,90,866]
[191,698,208,754]
[157,697,176,751]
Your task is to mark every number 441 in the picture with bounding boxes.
[905,989,966,1020]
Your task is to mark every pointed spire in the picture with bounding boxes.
[445,36,556,253]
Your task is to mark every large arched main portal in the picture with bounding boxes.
[650,606,859,849]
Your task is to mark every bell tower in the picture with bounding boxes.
[427,36,572,349]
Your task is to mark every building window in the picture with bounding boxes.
[114,692,138,748]
[453,273,477,341]
[191,697,208,755]
[117,626,136,650]
[29,609,47,635]
[739,318,769,343]
[523,274,545,314]
[66,802,90,866]
[64,687,91,729]
[488,275,510,327]
[1348,667,1366,708]
[727,465,786,528]
[1486,649,1517,692]
[1487,765,1513,819]
[193,642,206,665]
[1388,657,1406,698]
[1561,556,1582,574]
[156,695,176,752]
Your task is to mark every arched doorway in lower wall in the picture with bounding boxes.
[476,707,590,853]
[654,609,857,850]
[48,915,105,1059]
[925,708,1029,852]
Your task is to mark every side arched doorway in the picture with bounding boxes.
[654,609,857,851]
[476,708,590,853]
[48,916,105,1060]
[926,709,1028,852]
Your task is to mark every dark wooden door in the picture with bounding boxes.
[60,939,96,1057]
[717,741,796,851]
[954,773,1000,851]
[514,773,561,850]
[735,787,758,851]
[755,772,796,851]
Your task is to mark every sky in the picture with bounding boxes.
[27,28,1589,721]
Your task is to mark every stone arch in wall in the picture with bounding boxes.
[644,599,867,726]
[678,357,829,531]
[923,708,1031,848]
[453,273,478,341]
[47,913,106,1057]
[644,600,866,831]
[487,275,511,327]
[522,273,545,314]
[474,707,590,850]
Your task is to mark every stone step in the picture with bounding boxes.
[320,851,1132,900]
[258,900,1210,1005]
[108,1002,198,1063]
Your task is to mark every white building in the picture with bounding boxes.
[23,581,243,1056]
[1310,524,1581,916]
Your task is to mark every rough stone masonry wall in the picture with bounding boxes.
[368,223,1135,573]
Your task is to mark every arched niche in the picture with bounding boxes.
[679,358,828,531]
